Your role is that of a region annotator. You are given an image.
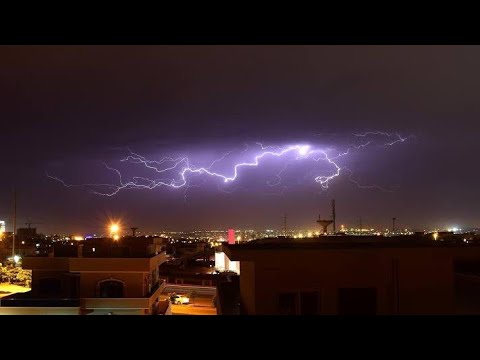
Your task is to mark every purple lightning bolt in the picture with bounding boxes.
[47,131,412,196]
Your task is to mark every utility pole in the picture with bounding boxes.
[392,217,396,233]
[282,213,287,237]
[12,189,16,260]
[331,199,336,232]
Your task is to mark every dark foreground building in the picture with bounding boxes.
[220,234,480,315]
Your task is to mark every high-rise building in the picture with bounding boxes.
[227,229,235,244]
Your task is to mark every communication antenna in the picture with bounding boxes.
[131,227,139,237]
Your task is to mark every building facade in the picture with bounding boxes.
[0,237,170,315]
[223,237,480,315]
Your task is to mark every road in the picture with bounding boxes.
[162,284,217,315]
[171,303,217,315]
[0,283,30,299]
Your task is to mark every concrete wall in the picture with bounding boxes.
[79,272,146,298]
[239,261,256,314]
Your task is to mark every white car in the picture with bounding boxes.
[170,294,190,305]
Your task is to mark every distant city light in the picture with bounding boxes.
[433,232,439,241]
[236,235,242,241]
[13,255,20,264]
[113,235,120,241]
[73,235,84,241]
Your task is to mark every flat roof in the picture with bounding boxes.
[223,235,480,251]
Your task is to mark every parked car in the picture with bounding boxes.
[169,293,190,305]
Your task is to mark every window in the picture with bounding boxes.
[300,292,319,315]
[278,293,297,315]
[337,288,377,315]
[98,279,125,298]
[38,278,62,297]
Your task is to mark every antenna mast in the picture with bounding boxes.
[12,189,16,260]
[331,199,336,232]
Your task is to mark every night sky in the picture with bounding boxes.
[1,45,479,234]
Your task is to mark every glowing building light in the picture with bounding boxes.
[215,251,225,272]
[433,232,439,241]
[13,255,20,264]
[113,235,119,241]
[227,229,235,244]
[236,235,242,242]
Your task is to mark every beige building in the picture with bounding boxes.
[0,237,170,315]
[222,236,480,315]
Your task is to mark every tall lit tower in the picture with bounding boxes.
[227,229,235,244]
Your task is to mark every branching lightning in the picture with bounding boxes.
[47,131,412,196]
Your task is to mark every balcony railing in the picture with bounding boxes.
[81,280,165,309]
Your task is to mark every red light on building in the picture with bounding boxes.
[228,229,235,244]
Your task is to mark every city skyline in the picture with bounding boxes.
[1,46,479,232]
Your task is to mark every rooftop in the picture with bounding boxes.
[33,236,164,258]
[222,234,480,251]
